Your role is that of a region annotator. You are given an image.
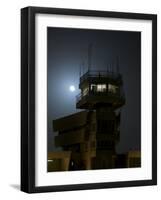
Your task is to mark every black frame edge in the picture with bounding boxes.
[152,14,157,185]
[24,6,157,20]
[21,7,30,193]
[21,7,35,193]
[21,6,157,193]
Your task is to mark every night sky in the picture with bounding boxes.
[47,27,141,154]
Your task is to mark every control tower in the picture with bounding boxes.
[52,46,125,170]
[75,69,125,169]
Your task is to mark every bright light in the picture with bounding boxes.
[69,85,75,92]
[48,160,53,162]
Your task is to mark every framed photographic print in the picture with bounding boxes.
[21,6,157,193]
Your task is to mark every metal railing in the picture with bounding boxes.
[76,89,125,103]
[80,70,122,83]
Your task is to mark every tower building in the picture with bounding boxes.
[51,67,126,171]
[77,69,125,169]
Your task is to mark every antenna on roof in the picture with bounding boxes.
[107,63,110,72]
[82,61,85,74]
[107,64,108,72]
[110,63,111,72]
[88,44,93,71]
[79,64,82,77]
[116,56,120,73]
[110,62,113,73]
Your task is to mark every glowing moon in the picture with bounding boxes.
[69,85,75,92]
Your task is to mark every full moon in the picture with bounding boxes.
[69,85,76,92]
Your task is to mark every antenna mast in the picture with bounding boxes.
[116,56,120,73]
[79,64,81,77]
[88,44,93,71]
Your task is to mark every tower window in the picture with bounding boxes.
[97,84,106,92]
[91,84,106,92]
[82,87,89,96]
[90,84,97,92]
[108,84,118,93]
